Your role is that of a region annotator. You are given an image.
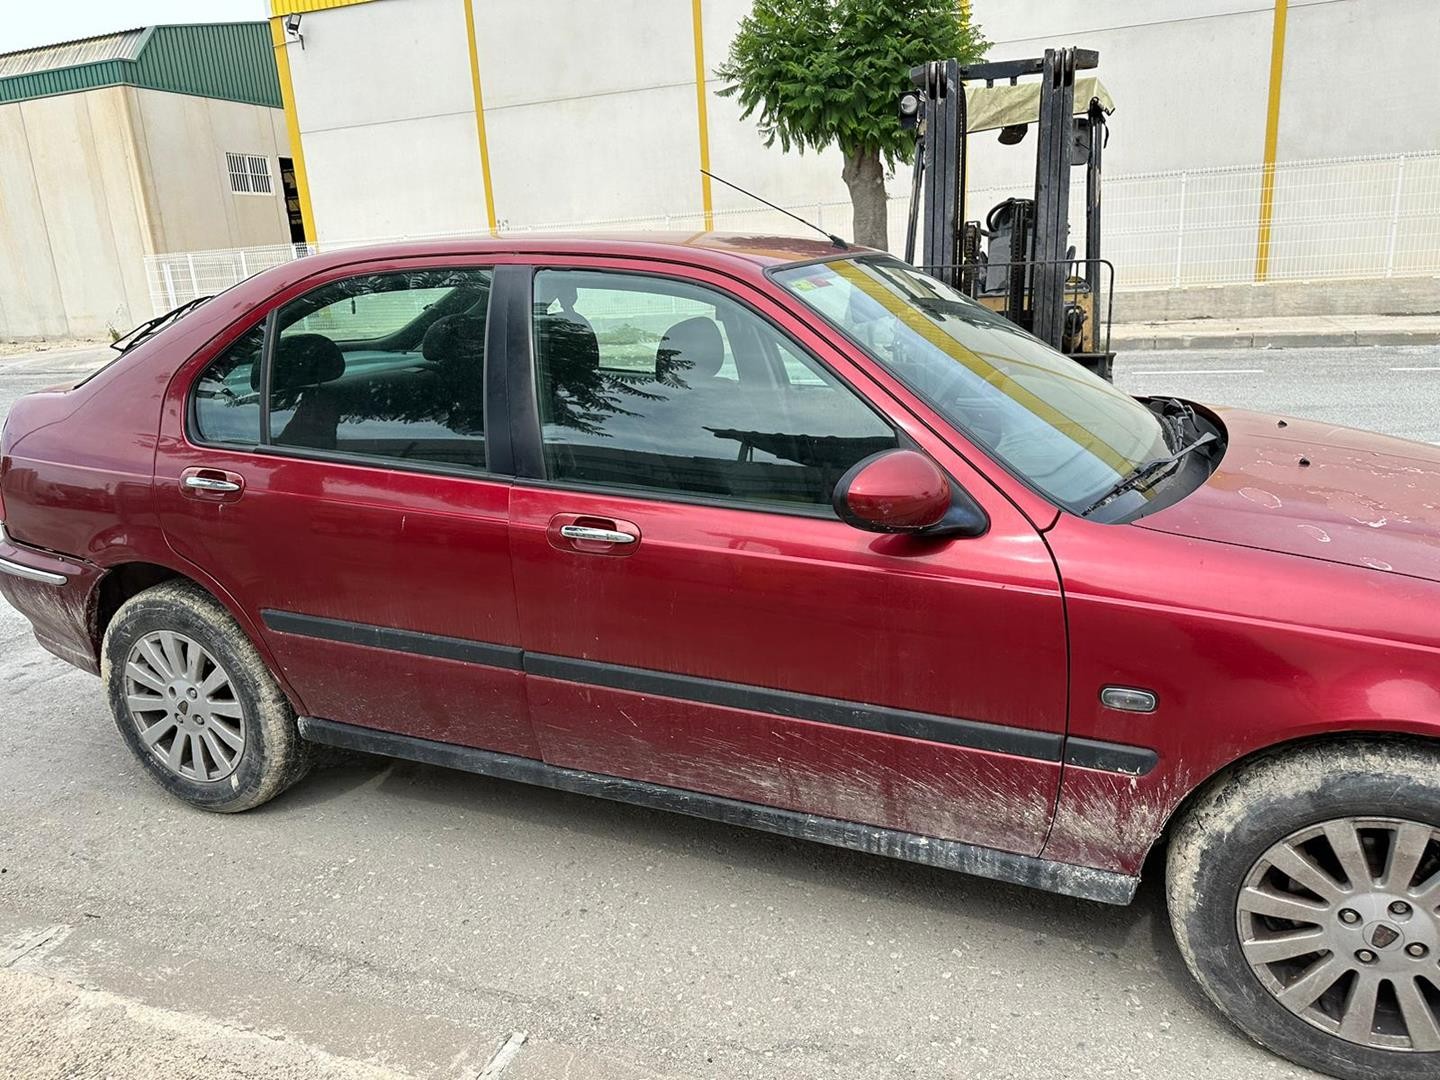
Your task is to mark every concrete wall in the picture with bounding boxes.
[129,89,291,255]
[283,0,868,241]
[277,0,1440,246]
[284,0,487,240]
[0,87,290,340]
[968,0,1440,197]
[0,88,152,339]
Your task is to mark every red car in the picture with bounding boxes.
[3,235,1438,1079]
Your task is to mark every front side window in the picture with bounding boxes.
[532,269,896,508]
[773,257,1170,515]
[268,268,491,468]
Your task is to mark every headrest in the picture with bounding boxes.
[657,317,725,381]
[422,313,486,366]
[536,310,599,374]
[255,333,345,393]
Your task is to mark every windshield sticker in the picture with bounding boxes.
[790,276,832,292]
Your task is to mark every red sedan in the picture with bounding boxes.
[2,235,1438,1080]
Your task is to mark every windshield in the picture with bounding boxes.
[773,257,1169,515]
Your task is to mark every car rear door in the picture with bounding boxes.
[503,258,1069,857]
[154,258,538,759]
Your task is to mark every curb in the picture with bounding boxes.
[1113,329,1440,351]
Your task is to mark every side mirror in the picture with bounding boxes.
[833,449,988,538]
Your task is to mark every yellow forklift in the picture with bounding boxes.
[899,48,1116,379]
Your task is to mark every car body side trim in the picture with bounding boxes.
[0,556,67,586]
[523,651,1062,761]
[262,607,1159,774]
[261,610,524,669]
[296,715,1141,905]
[1064,736,1160,776]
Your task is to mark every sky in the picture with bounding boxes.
[2,0,270,53]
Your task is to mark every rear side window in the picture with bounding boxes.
[532,269,897,508]
[268,269,491,468]
[193,324,264,446]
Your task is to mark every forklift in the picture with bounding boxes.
[899,48,1116,379]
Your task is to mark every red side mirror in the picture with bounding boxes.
[833,449,952,533]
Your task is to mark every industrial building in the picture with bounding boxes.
[6,1,1439,336]
[267,0,1440,246]
[0,23,295,338]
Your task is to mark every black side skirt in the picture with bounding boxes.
[297,716,1140,906]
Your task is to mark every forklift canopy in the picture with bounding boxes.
[965,76,1114,134]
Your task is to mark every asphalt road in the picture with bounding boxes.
[3,342,1438,1080]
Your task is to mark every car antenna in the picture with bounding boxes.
[701,169,850,250]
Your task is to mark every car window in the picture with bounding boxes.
[774,257,1170,517]
[192,324,265,446]
[268,269,491,469]
[532,269,897,508]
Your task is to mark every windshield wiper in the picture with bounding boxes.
[1081,431,1217,517]
[110,295,213,356]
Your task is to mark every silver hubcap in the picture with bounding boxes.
[123,631,245,783]
[1238,817,1440,1051]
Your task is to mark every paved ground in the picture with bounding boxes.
[1112,314,1440,351]
[3,342,1438,1079]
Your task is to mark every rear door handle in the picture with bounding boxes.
[558,525,635,545]
[179,467,245,501]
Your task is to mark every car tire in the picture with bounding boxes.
[1167,739,1440,1080]
[101,580,310,812]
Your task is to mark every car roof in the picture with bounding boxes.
[278,231,858,278]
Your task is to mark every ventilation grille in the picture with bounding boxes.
[226,153,273,195]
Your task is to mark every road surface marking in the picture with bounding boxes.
[1389,366,1440,372]
[1,924,71,968]
[477,1031,528,1078]
[1130,369,1265,377]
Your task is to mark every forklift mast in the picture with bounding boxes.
[901,47,1114,380]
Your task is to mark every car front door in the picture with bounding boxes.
[154,260,538,760]
[505,260,1068,856]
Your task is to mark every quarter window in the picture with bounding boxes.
[193,324,264,446]
[532,269,897,507]
[268,269,491,468]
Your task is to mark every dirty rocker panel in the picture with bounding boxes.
[262,609,1157,775]
[297,715,1141,905]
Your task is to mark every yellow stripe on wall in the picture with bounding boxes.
[270,0,378,15]
[691,0,715,231]
[462,0,499,234]
[1254,0,1289,282]
[269,16,315,243]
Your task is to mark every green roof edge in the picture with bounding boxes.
[0,23,281,109]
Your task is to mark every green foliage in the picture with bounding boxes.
[716,0,986,166]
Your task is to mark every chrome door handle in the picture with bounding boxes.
[183,476,242,493]
[559,525,636,544]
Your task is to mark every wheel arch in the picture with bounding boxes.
[89,559,307,714]
[1149,727,1440,869]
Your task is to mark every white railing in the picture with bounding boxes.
[145,152,1440,315]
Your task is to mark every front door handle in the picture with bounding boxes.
[546,514,641,556]
[558,525,635,545]
[183,476,241,493]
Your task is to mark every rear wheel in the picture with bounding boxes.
[102,580,310,812]
[1168,741,1440,1080]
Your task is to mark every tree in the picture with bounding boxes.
[717,0,985,250]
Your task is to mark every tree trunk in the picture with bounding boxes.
[842,148,888,250]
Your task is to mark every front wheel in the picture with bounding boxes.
[1168,741,1440,1080]
[102,580,311,812]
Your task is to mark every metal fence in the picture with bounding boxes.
[145,151,1440,315]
